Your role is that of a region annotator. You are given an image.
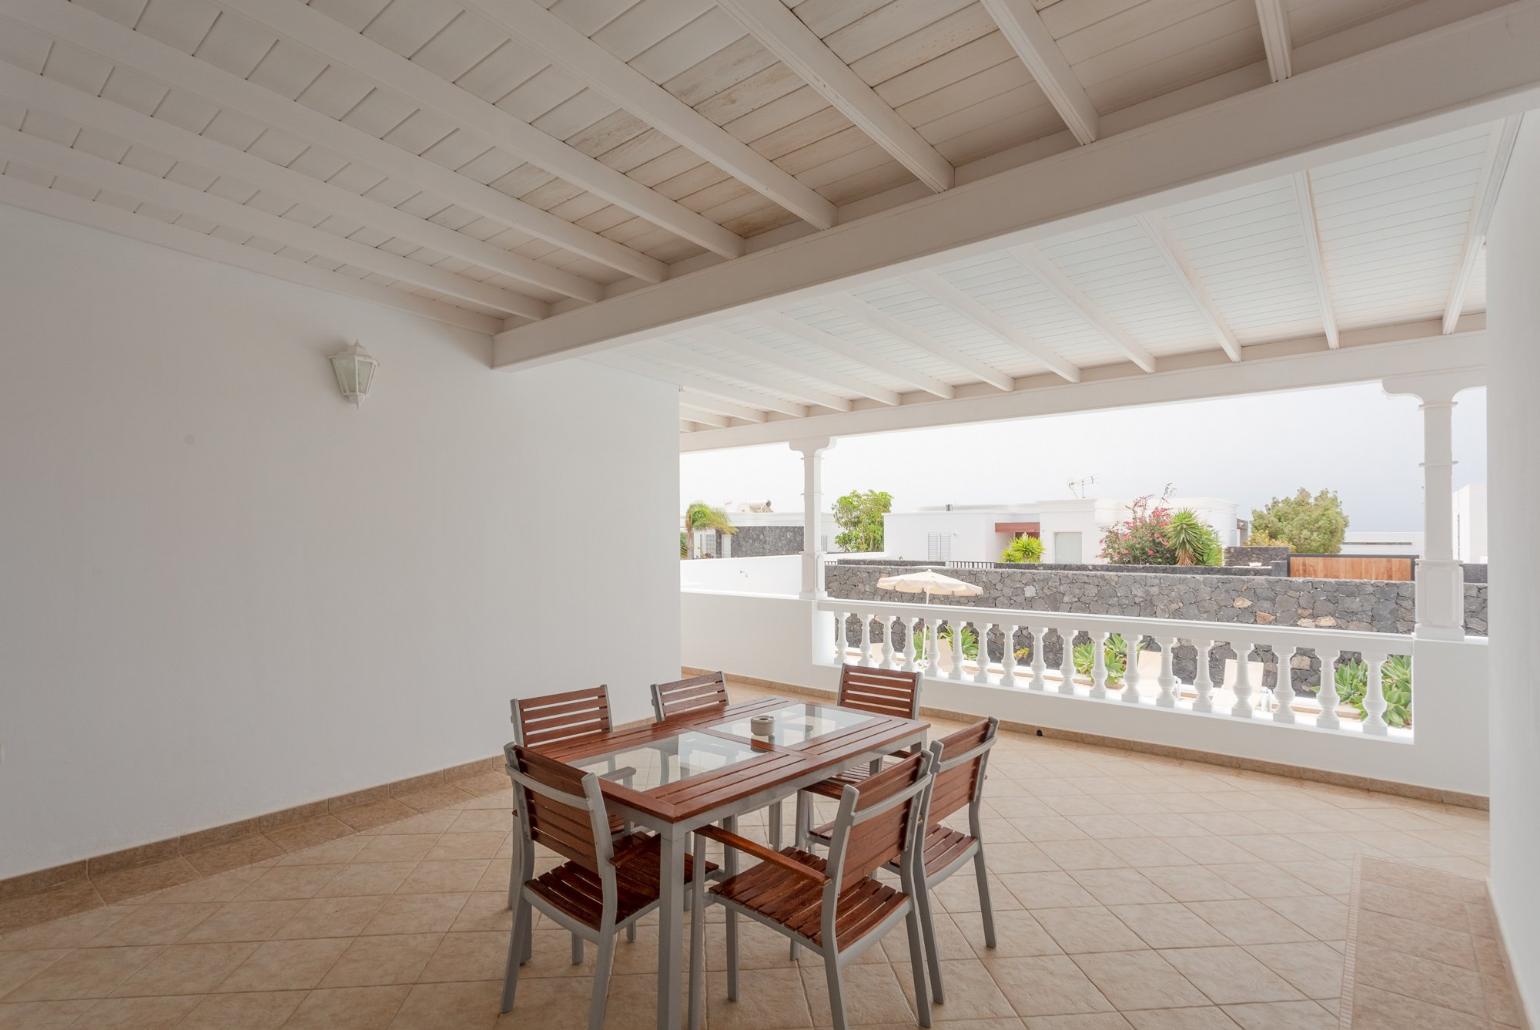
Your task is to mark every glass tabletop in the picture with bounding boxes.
[572,730,766,793]
[708,701,877,747]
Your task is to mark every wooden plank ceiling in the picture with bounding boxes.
[0,0,1516,425]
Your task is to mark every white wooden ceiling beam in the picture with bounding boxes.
[908,271,1080,382]
[1443,114,1522,334]
[1255,0,1294,83]
[1009,246,1157,371]
[0,174,502,334]
[1136,213,1242,362]
[3,0,665,285]
[713,325,900,406]
[823,294,1015,392]
[653,340,852,411]
[759,312,954,399]
[979,0,1099,145]
[0,60,599,304]
[1292,171,1339,349]
[676,392,770,424]
[715,0,954,192]
[219,0,744,259]
[460,0,835,230]
[0,126,544,319]
[593,350,807,418]
[678,406,730,429]
[493,6,1540,368]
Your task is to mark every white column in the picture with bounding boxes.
[789,437,834,600]
[1383,372,1484,641]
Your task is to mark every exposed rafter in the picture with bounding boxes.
[1136,214,1242,362]
[459,0,835,231]
[1444,114,1522,334]
[0,61,600,304]
[908,271,1081,383]
[0,127,546,319]
[823,293,1015,392]
[1255,0,1294,83]
[1292,171,1339,349]
[0,175,502,334]
[3,0,665,285]
[979,0,1099,145]
[652,340,853,411]
[218,0,745,259]
[592,350,807,418]
[712,325,900,406]
[678,407,730,429]
[1009,246,1156,372]
[759,312,954,399]
[714,0,954,192]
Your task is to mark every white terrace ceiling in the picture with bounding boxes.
[0,0,1533,439]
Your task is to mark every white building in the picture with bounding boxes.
[1341,530,1426,556]
[1455,483,1490,562]
[883,497,1243,564]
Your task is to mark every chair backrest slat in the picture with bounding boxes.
[651,671,729,722]
[512,686,612,749]
[928,718,997,825]
[838,752,927,883]
[837,665,921,720]
[507,744,605,871]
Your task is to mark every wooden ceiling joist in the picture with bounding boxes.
[1443,115,1522,335]
[714,0,955,193]
[652,340,853,412]
[908,271,1081,383]
[218,0,746,259]
[1009,246,1157,372]
[1292,172,1340,349]
[1136,214,1243,362]
[459,0,836,231]
[2,0,666,285]
[824,294,1015,393]
[759,311,954,399]
[1255,0,1294,83]
[713,325,899,407]
[980,0,1100,145]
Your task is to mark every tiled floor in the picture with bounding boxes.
[0,692,1497,1029]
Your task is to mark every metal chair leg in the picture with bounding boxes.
[587,932,615,1030]
[973,848,996,950]
[904,907,932,1028]
[769,800,783,850]
[626,921,637,944]
[502,889,531,1013]
[689,832,707,1030]
[571,932,583,965]
[915,875,945,1003]
[723,816,739,1002]
[520,909,533,963]
[823,950,847,1030]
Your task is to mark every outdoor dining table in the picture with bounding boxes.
[526,694,929,1030]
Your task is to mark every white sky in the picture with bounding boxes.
[680,383,1488,531]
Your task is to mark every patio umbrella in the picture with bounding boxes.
[876,568,983,605]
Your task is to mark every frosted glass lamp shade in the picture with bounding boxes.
[330,342,377,407]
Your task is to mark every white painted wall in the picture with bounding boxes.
[883,510,1012,562]
[1485,117,1540,1021]
[0,208,681,878]
[679,554,802,595]
[1453,484,1488,563]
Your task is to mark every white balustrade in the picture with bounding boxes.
[820,598,1413,739]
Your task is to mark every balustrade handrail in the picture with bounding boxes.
[813,597,1412,651]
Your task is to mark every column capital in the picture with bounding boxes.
[788,436,834,457]
[1381,369,1485,404]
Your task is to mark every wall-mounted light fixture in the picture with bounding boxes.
[329,341,378,407]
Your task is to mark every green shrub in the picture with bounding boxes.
[1333,655,1412,728]
[1001,536,1044,563]
[913,623,978,662]
[1073,633,1127,683]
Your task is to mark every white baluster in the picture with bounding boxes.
[1315,649,1341,730]
[902,617,918,672]
[858,614,872,666]
[1156,636,1177,708]
[1230,641,1254,717]
[1363,650,1389,735]
[834,611,847,663]
[1121,632,1142,703]
[1089,631,1109,700]
[1029,627,1047,691]
[1193,640,1214,713]
[1002,625,1018,685]
[974,622,993,684]
[881,616,896,669]
[1273,645,1296,724]
[949,618,965,681]
[1058,628,1076,695]
[927,619,941,677]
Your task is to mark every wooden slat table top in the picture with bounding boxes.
[529,696,928,823]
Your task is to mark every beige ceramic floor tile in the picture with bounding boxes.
[271,895,385,940]
[284,984,412,1030]
[417,930,506,983]
[90,903,220,946]
[1158,947,1303,1005]
[214,937,349,992]
[801,960,917,1027]
[1024,1014,1135,1029]
[986,955,1116,1017]
[1182,902,1312,946]
[3,946,162,1001]
[362,894,469,936]
[1033,908,1146,954]
[0,948,69,997]
[76,992,200,1028]
[180,900,307,944]
[1242,943,1342,1000]
[705,966,812,1030]
[388,980,501,1029]
[321,933,442,987]
[0,999,98,1029]
[1107,906,1231,950]
[175,989,304,1029]
[1122,1006,1240,1028]
[1351,946,1486,1017]
[999,873,1098,910]
[111,940,257,995]
[1348,984,1485,1030]
[1071,950,1211,1010]
[1219,999,1336,1030]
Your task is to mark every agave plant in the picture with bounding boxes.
[1073,633,1128,683]
[1167,510,1222,565]
[1333,655,1412,727]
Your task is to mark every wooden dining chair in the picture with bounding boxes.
[792,665,923,853]
[690,750,935,1030]
[501,743,715,1030]
[650,671,786,849]
[805,717,998,1003]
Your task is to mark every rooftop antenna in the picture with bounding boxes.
[1067,475,1096,498]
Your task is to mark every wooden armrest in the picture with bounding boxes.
[600,765,637,784]
[695,825,829,884]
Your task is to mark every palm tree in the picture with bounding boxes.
[1168,509,1219,566]
[683,501,735,558]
